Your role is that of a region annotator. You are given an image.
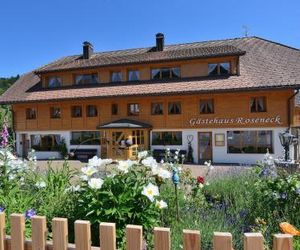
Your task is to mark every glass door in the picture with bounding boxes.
[198,132,212,164]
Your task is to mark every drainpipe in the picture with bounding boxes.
[288,89,299,128]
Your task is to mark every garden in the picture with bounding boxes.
[0,124,300,249]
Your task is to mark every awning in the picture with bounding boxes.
[97,119,152,129]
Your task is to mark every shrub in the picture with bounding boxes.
[74,154,172,247]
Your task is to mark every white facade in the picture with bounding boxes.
[15,131,100,160]
[15,127,289,165]
[151,127,288,165]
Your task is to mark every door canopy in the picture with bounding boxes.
[97,119,152,129]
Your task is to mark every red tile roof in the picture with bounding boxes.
[1,36,300,104]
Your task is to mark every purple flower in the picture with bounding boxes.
[25,209,37,219]
[0,206,5,212]
[0,124,9,148]
[280,192,288,200]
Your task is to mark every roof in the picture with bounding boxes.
[34,44,245,73]
[97,119,152,129]
[1,36,300,104]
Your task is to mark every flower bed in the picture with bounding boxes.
[0,132,299,249]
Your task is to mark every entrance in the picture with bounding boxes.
[97,119,152,160]
[100,129,149,160]
[21,134,29,158]
[198,132,212,164]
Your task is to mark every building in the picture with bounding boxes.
[1,34,300,164]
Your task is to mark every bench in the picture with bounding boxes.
[70,149,98,163]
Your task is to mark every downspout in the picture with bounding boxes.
[288,89,299,128]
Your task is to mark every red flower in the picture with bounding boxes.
[196,176,205,184]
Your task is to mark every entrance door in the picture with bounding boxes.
[100,129,149,160]
[21,134,29,158]
[198,132,212,164]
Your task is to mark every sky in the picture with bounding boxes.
[1,0,300,77]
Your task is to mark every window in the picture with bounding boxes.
[151,103,163,115]
[128,103,140,116]
[111,104,118,115]
[128,70,140,81]
[31,134,61,151]
[71,106,82,118]
[227,130,273,154]
[26,108,37,120]
[70,131,100,145]
[208,62,230,76]
[50,107,61,119]
[151,67,181,80]
[200,99,214,114]
[111,71,122,82]
[75,74,98,85]
[168,102,181,115]
[250,97,266,112]
[152,131,182,145]
[48,76,62,88]
[86,105,98,117]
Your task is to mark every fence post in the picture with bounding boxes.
[126,225,143,250]
[244,233,264,250]
[100,222,116,250]
[213,232,232,250]
[10,214,25,250]
[0,213,5,250]
[0,212,6,250]
[154,227,170,250]
[52,218,68,250]
[183,229,201,250]
[75,220,91,250]
[32,215,47,250]
[273,234,293,250]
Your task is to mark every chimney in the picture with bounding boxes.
[156,33,164,51]
[82,41,93,59]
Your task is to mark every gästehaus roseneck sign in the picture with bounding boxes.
[189,115,282,126]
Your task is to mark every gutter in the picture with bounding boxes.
[288,88,300,128]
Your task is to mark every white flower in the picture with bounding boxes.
[117,160,135,173]
[160,159,164,164]
[198,183,204,189]
[153,168,171,179]
[81,166,97,177]
[88,156,112,168]
[142,183,159,202]
[174,155,178,160]
[142,157,157,167]
[88,178,104,189]
[138,151,148,160]
[35,181,46,188]
[156,200,168,209]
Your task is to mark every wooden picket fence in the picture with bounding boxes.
[0,212,294,250]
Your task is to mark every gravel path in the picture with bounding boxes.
[36,160,253,179]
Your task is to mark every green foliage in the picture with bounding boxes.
[76,163,164,247]
[0,75,19,128]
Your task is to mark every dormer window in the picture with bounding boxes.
[111,71,122,82]
[128,70,140,81]
[208,62,231,76]
[151,67,181,80]
[48,76,62,88]
[75,74,98,85]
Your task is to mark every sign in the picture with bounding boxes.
[189,115,282,126]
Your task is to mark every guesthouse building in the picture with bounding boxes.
[1,34,300,164]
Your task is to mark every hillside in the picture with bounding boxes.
[0,75,19,126]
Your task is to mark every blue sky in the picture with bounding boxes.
[1,0,300,77]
